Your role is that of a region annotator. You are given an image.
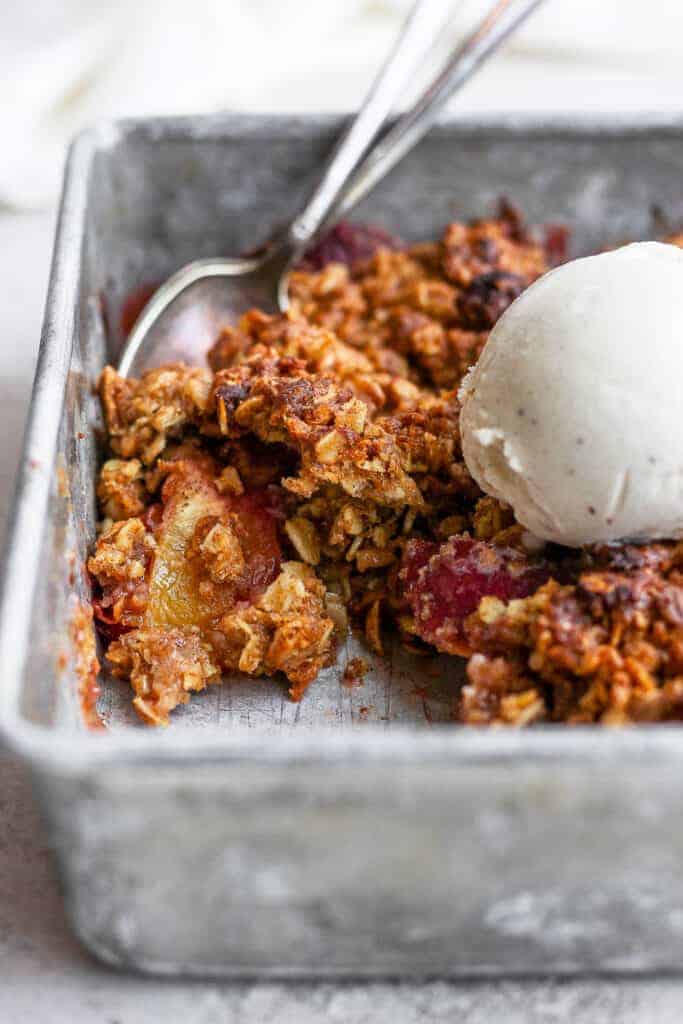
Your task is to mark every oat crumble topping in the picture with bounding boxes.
[89,204,683,725]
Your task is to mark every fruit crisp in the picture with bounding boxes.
[90,203,683,726]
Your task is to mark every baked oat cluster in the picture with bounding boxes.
[89,204,683,726]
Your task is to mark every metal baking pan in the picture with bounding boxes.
[4,113,683,978]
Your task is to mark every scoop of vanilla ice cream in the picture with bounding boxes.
[459,242,683,547]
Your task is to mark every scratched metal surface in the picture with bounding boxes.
[6,114,683,977]
[101,635,459,732]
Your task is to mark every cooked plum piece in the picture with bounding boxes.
[400,535,550,656]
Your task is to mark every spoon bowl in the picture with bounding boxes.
[118,249,293,376]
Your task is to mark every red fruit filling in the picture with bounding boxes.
[91,598,130,642]
[401,536,550,655]
[300,221,402,271]
[119,281,162,338]
[226,489,283,602]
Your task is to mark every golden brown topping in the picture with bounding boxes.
[189,515,247,585]
[99,363,212,463]
[284,516,321,566]
[107,627,221,725]
[472,496,515,541]
[462,552,683,725]
[88,518,156,630]
[211,562,335,700]
[288,206,547,391]
[210,350,425,509]
[97,458,147,521]
[440,210,546,290]
[208,309,397,413]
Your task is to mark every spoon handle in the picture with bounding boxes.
[284,0,458,257]
[333,0,547,222]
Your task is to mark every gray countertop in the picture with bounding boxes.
[2,209,683,1023]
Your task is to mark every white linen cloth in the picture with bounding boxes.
[2,0,683,208]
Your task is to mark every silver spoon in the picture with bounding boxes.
[118,0,544,377]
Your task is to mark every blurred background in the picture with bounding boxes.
[3,0,683,209]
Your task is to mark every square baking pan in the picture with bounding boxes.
[4,112,683,978]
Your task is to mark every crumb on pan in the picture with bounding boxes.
[343,656,369,688]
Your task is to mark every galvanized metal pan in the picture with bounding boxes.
[3,114,683,977]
